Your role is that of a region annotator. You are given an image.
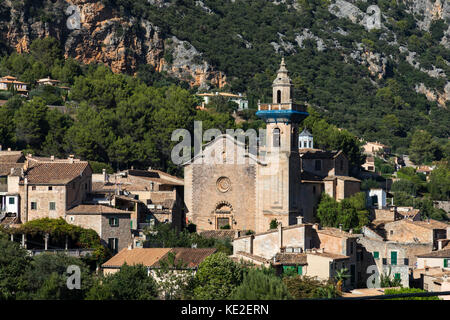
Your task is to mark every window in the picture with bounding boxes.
[297,266,303,275]
[394,273,401,280]
[308,141,312,148]
[313,186,316,195]
[8,197,14,205]
[273,128,280,147]
[276,90,281,103]
[340,160,344,171]
[314,160,321,171]
[109,217,119,227]
[84,183,87,190]
[31,202,37,210]
[350,242,354,254]
[31,186,36,191]
[48,186,52,191]
[49,202,56,210]
[390,230,394,236]
[444,259,449,268]
[391,251,398,266]
[373,251,379,260]
[108,238,119,254]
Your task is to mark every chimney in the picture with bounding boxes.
[68,155,74,163]
[349,229,353,234]
[10,167,14,175]
[278,222,283,250]
[102,169,107,183]
[339,224,343,232]
[7,147,11,151]
[50,155,54,161]
[297,216,303,225]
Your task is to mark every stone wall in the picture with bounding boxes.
[101,213,132,252]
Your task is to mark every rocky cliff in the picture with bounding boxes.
[0,0,226,88]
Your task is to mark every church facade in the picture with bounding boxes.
[183,59,360,233]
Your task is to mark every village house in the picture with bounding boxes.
[0,75,28,95]
[91,168,185,231]
[357,219,449,288]
[196,92,248,111]
[66,204,132,253]
[0,152,92,224]
[362,141,390,156]
[101,247,217,277]
[232,217,360,288]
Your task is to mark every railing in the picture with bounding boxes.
[27,249,95,257]
[258,103,306,112]
[382,258,409,266]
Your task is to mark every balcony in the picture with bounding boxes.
[382,258,409,266]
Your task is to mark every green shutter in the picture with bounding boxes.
[298,266,303,275]
[394,273,401,280]
[444,259,448,268]
[391,251,397,265]
[373,251,379,259]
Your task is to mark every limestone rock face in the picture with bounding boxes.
[0,0,226,87]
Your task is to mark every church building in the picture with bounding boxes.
[183,59,360,233]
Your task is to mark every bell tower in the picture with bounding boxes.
[272,58,293,104]
[255,58,309,231]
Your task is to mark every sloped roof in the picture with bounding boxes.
[66,204,131,215]
[24,162,90,184]
[317,227,360,238]
[102,247,216,269]
[405,219,449,230]
[274,253,307,265]
[299,149,342,159]
[299,128,313,137]
[0,163,23,176]
[417,249,450,258]
[0,151,25,163]
[153,248,217,269]
[102,248,171,268]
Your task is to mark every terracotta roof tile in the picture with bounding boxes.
[153,248,217,269]
[102,248,171,268]
[102,247,217,269]
[417,249,450,258]
[274,253,307,265]
[25,162,90,184]
[66,204,131,215]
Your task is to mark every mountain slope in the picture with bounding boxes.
[0,0,448,153]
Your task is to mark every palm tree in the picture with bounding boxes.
[334,268,351,293]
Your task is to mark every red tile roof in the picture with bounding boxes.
[25,162,91,184]
[102,247,217,269]
[66,204,131,215]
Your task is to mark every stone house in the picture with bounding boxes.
[66,204,132,254]
[19,156,92,223]
[416,248,450,270]
[357,219,449,288]
[362,141,390,156]
[91,168,185,231]
[233,218,360,288]
[0,153,92,224]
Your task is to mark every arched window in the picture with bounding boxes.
[273,128,280,147]
[277,90,281,103]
